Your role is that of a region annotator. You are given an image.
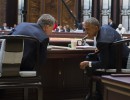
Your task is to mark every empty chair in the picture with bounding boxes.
[0,35,42,100]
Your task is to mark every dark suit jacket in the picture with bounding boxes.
[90,25,129,69]
[9,22,49,71]
[108,22,117,29]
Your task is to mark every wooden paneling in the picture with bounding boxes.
[44,0,58,20]
[26,0,78,28]
[61,0,77,28]
[27,0,41,22]
[43,0,77,27]
[0,0,7,26]
[42,49,95,99]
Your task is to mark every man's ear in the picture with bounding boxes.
[95,26,99,31]
[43,25,49,31]
[45,25,49,29]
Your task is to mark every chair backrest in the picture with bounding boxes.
[112,39,130,72]
[0,35,40,77]
[95,39,130,75]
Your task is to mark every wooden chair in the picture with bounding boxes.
[0,35,42,100]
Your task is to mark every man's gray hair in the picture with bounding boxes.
[37,14,55,27]
[85,17,100,27]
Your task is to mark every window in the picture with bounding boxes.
[101,0,111,25]
[83,0,92,21]
[121,0,130,31]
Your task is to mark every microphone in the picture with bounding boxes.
[77,35,88,46]
[82,35,88,40]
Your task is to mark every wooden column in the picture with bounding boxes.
[92,0,101,21]
[119,0,123,24]
[111,0,120,26]
[77,0,82,22]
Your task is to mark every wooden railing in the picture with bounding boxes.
[49,32,86,38]
[0,30,10,35]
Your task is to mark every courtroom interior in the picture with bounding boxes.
[0,0,130,100]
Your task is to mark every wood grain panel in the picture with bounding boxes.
[26,0,78,28]
[27,0,41,22]
[61,0,77,28]
[44,0,58,20]
[42,0,77,28]
[0,0,7,25]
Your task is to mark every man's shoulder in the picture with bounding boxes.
[16,23,41,31]
[98,25,121,42]
[101,25,111,29]
[100,25,112,33]
[101,25,117,32]
[18,22,37,27]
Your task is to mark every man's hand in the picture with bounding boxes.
[95,48,99,53]
[80,61,89,69]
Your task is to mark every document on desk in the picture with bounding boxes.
[47,45,71,50]
[76,46,96,50]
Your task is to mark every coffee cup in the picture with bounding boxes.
[71,39,77,49]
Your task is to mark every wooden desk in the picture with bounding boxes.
[49,37,94,46]
[101,75,130,100]
[42,49,94,100]
[0,30,10,35]
[49,32,94,46]
[49,32,85,38]
[122,34,130,39]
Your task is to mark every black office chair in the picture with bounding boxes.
[85,39,130,100]
[0,35,42,100]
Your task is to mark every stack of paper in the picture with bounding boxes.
[47,45,71,50]
[76,46,96,50]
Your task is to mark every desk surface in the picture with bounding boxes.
[102,75,130,100]
[50,37,93,42]
[102,75,130,83]
[49,37,94,46]
[102,75,130,88]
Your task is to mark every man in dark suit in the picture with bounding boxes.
[0,22,9,30]
[9,14,55,71]
[108,18,117,29]
[80,17,129,70]
[80,17,129,100]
